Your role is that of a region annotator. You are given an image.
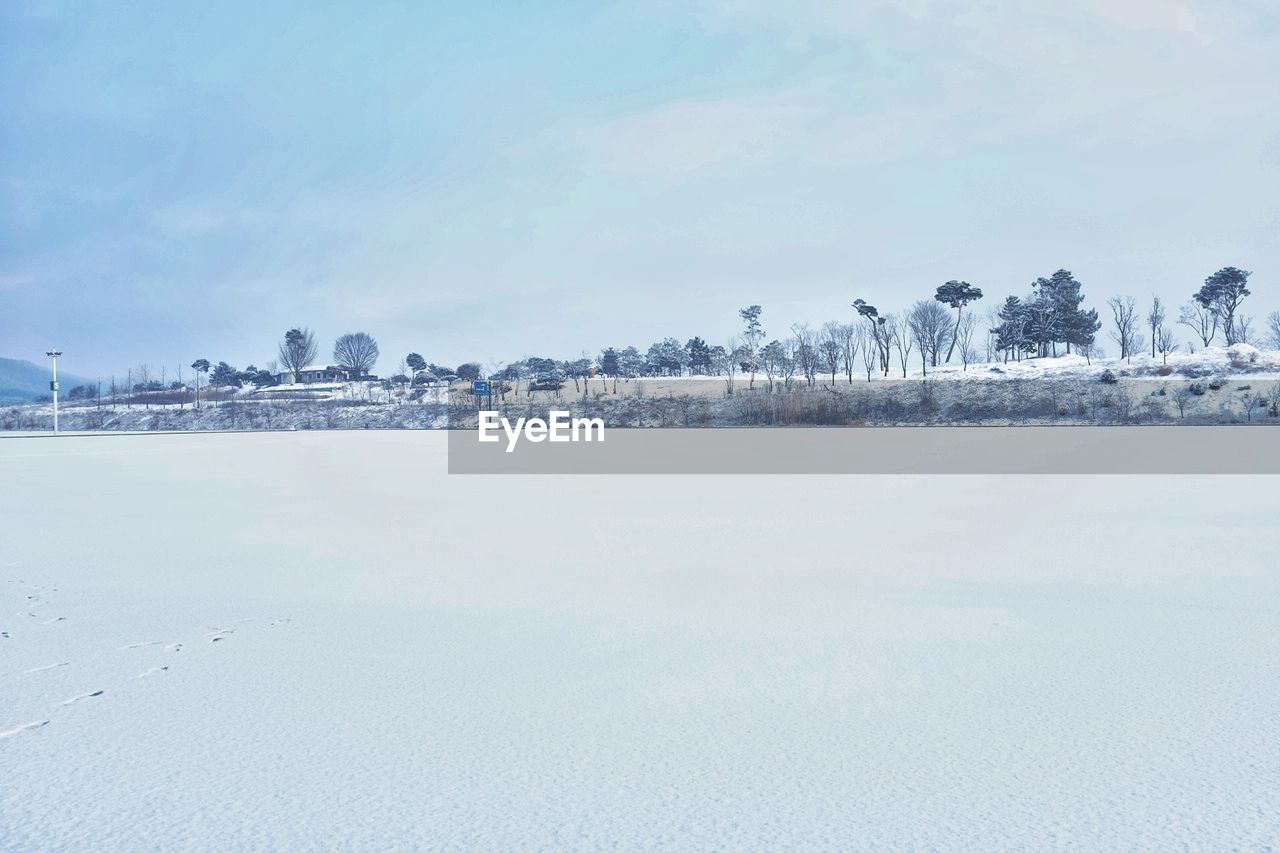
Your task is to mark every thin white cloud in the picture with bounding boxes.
[0,274,37,292]
[579,0,1279,173]
[576,98,813,172]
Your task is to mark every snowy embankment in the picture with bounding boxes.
[3,350,1279,432]
[927,343,1280,382]
[2,431,1278,849]
[1,383,449,433]
[615,344,1280,383]
[0,399,449,433]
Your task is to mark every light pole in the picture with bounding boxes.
[46,349,62,434]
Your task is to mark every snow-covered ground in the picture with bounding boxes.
[2,432,1278,850]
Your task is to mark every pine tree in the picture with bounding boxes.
[685,337,712,375]
[1194,267,1251,344]
[933,281,983,363]
[599,348,621,392]
[618,347,644,379]
[209,361,240,387]
[993,296,1028,362]
[190,359,210,408]
[1029,269,1099,356]
[853,299,890,375]
[739,306,764,387]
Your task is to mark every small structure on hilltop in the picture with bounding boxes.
[276,364,349,385]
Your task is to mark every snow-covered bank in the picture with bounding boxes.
[902,343,1280,382]
[2,432,1278,849]
[608,343,1280,384]
[0,399,449,433]
[5,347,1279,432]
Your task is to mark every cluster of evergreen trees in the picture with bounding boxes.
[991,269,1102,362]
[491,338,723,386]
[203,362,277,389]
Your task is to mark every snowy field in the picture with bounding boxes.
[2,432,1278,850]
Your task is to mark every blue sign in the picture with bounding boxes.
[472,380,490,395]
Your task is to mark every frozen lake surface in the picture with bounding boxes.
[2,432,1278,850]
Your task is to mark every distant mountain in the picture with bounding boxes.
[0,357,94,404]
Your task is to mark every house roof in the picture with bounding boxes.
[284,364,343,373]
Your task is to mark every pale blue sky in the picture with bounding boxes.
[2,0,1278,377]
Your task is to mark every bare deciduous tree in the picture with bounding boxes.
[1267,311,1280,351]
[834,322,858,383]
[982,306,1000,363]
[1146,295,1165,358]
[956,312,979,371]
[818,322,843,385]
[1234,315,1254,346]
[1171,384,1196,419]
[136,364,151,408]
[759,339,786,392]
[887,314,913,378]
[715,337,739,395]
[860,325,878,381]
[1242,390,1264,422]
[906,299,951,373]
[1156,327,1177,365]
[1108,296,1143,362]
[334,332,380,379]
[790,324,819,387]
[781,340,800,390]
[1178,301,1217,350]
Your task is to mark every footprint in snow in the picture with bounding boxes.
[120,641,161,650]
[0,720,50,738]
[61,691,104,706]
[23,662,69,674]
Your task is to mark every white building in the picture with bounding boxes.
[276,365,349,385]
